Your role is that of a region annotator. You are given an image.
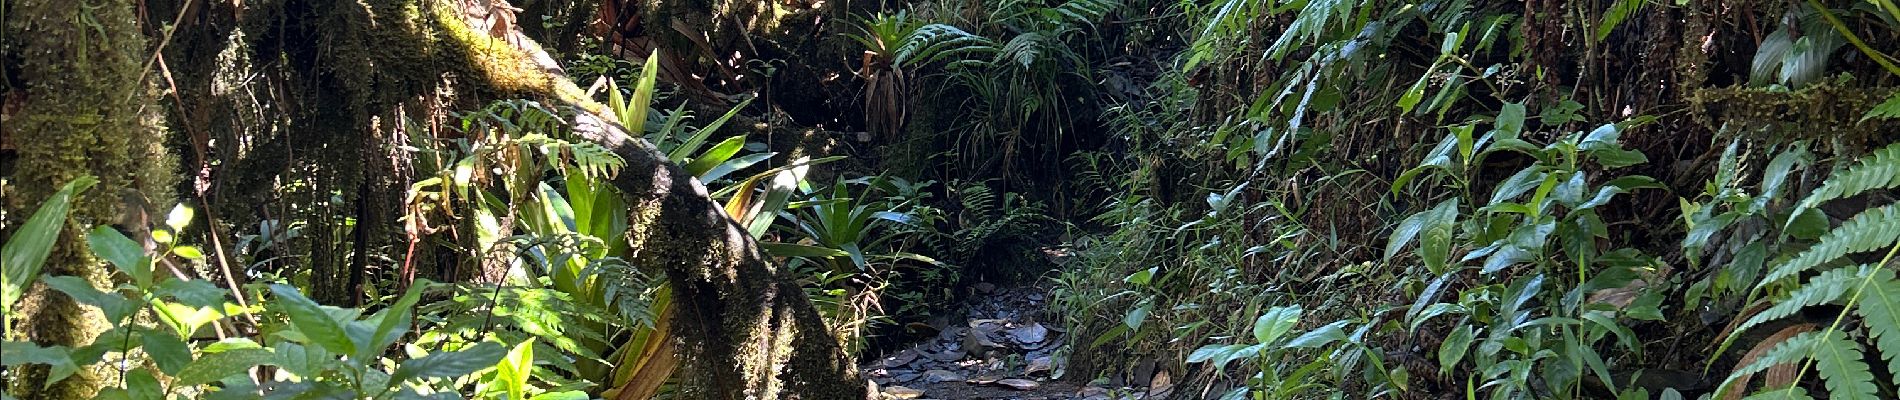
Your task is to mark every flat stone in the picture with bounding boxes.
[1025,356,1055,375]
[923,369,965,383]
[893,372,921,383]
[1008,323,1049,345]
[974,282,997,293]
[996,378,1040,390]
[924,349,966,362]
[883,385,925,399]
[967,374,1004,384]
[882,349,919,368]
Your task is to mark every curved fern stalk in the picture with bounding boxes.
[1756,203,1900,290]
[1789,143,1900,227]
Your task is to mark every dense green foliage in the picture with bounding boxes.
[6,0,1900,398]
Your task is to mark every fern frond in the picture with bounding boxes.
[1793,143,1900,217]
[1734,266,1863,341]
[565,141,625,180]
[895,24,996,68]
[1814,329,1880,400]
[1854,272,1900,386]
[1758,203,1900,289]
[1718,331,1820,400]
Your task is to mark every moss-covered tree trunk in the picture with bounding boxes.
[0,0,175,397]
[438,4,869,396]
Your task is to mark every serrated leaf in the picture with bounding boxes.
[1814,330,1880,400]
[1795,143,1900,217]
[1855,273,1900,387]
[1738,267,1861,341]
[1758,204,1900,289]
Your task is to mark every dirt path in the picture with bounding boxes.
[863,283,1169,399]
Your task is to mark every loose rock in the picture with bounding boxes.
[997,378,1041,390]
[923,369,965,383]
[883,385,925,399]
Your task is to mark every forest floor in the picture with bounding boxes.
[863,282,1170,400]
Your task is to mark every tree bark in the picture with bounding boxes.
[1,0,176,397]
[441,4,870,396]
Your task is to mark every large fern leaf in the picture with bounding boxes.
[1718,331,1820,400]
[1814,329,1880,400]
[1854,272,1900,386]
[1793,143,1900,218]
[1757,203,1900,289]
[1734,266,1863,341]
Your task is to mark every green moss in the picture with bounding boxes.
[1690,79,1900,149]
[2,0,174,397]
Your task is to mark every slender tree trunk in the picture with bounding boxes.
[1,0,176,397]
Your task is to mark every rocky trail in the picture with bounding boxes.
[864,282,1175,400]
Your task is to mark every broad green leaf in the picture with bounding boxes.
[497,341,534,400]
[42,276,139,321]
[172,246,206,260]
[2,341,79,387]
[700,152,776,183]
[1496,102,1526,134]
[1123,298,1153,330]
[88,226,152,288]
[530,392,591,400]
[175,348,275,387]
[128,369,165,399]
[1123,267,1156,286]
[142,330,193,375]
[1438,325,1474,374]
[2,176,94,309]
[391,341,507,382]
[155,279,229,308]
[1284,320,1350,349]
[269,284,354,354]
[362,280,429,361]
[1252,305,1303,345]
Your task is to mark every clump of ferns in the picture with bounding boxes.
[908,181,1057,275]
[1701,142,1900,400]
